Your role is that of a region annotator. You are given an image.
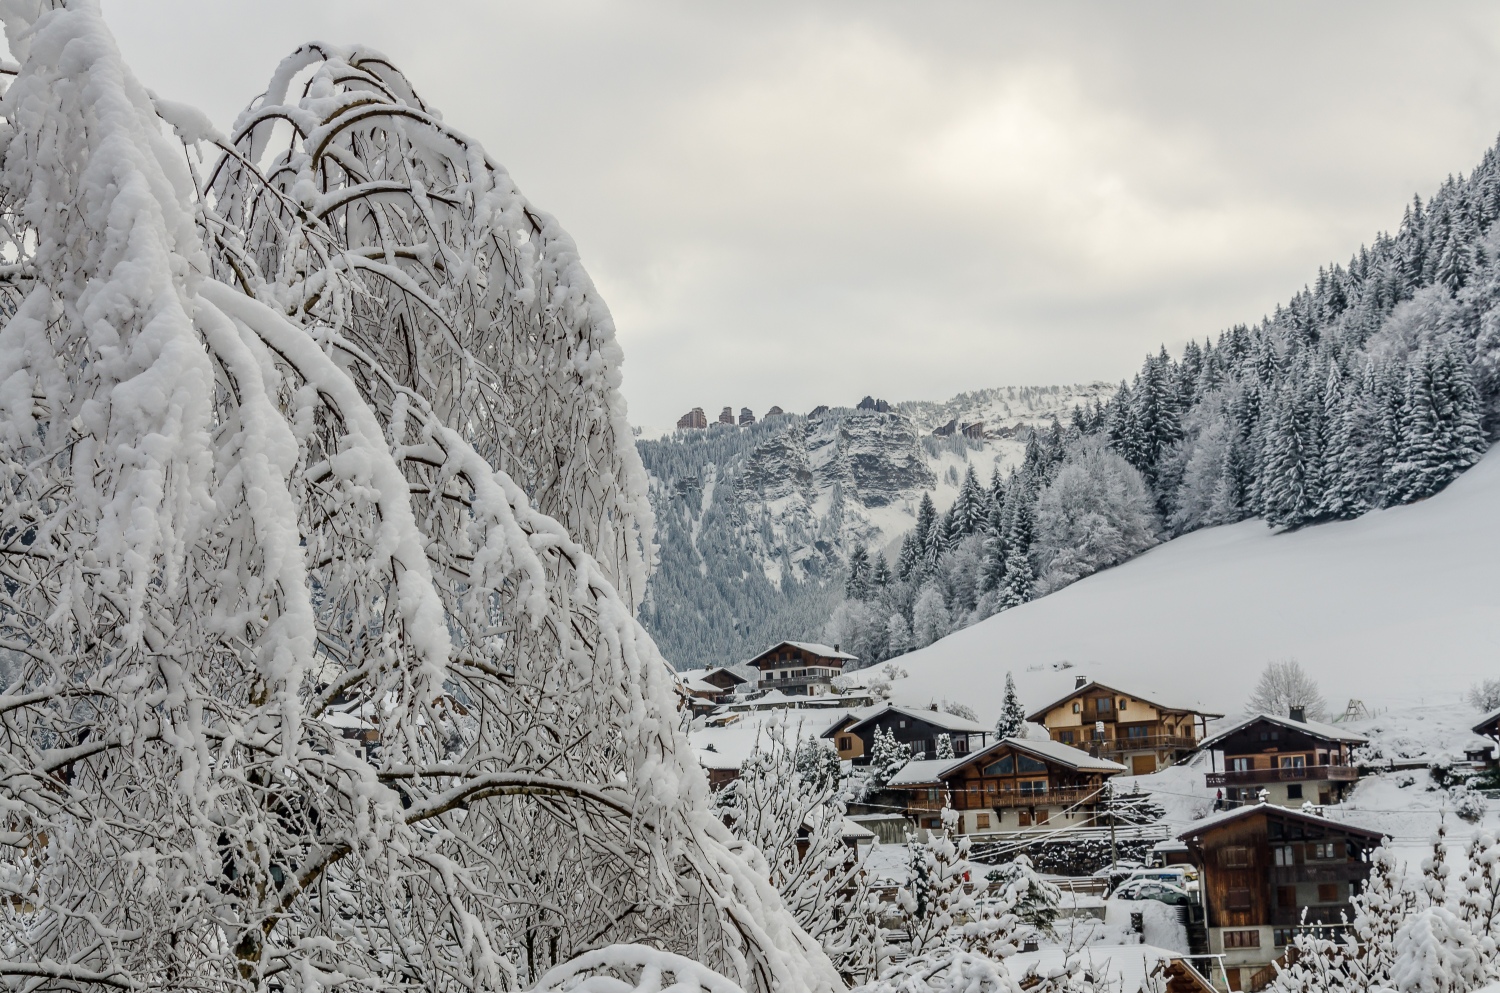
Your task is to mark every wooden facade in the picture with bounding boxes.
[890,738,1124,835]
[1201,714,1366,808]
[823,704,990,765]
[1178,805,1382,992]
[1028,678,1221,775]
[747,641,855,697]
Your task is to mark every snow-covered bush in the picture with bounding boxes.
[0,7,835,990]
[985,855,1061,936]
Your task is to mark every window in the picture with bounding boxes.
[899,720,907,728]
[975,813,991,830]
[1072,702,1081,713]
[1273,929,1296,947]
[1018,779,1048,797]
[1119,699,1128,711]
[983,756,1015,776]
[1221,846,1251,868]
[1226,889,1252,910]
[1311,841,1343,860]
[1281,755,1306,769]
[1223,930,1260,948]
[1018,755,1047,774]
[1274,846,1295,867]
[1058,731,1076,745]
[1127,725,1149,739]
[1277,886,1296,908]
[1317,884,1339,903]
[837,736,852,751]
[1287,784,1303,800]
[1095,697,1113,712]
[1230,757,1253,771]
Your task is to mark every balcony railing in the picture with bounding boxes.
[903,785,1105,811]
[1269,863,1370,885]
[1271,906,1352,927]
[1205,765,1358,787]
[1080,735,1199,758]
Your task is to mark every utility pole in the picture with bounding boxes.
[1107,780,1118,873]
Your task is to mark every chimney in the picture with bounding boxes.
[1289,705,1305,723]
[834,644,840,653]
[1075,676,1088,690]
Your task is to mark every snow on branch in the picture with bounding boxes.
[0,4,834,991]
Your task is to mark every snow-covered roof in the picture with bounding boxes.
[1473,707,1500,735]
[840,817,876,842]
[818,706,886,738]
[748,641,858,665]
[998,736,1129,773]
[845,704,990,735]
[1025,680,1225,723]
[1176,802,1385,841]
[1006,944,1194,993]
[1198,712,1368,750]
[888,757,968,786]
[680,677,722,696]
[888,736,1125,786]
[695,749,740,771]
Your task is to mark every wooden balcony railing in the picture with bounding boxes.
[1269,863,1370,885]
[1205,765,1358,787]
[902,785,1105,812]
[1081,735,1198,758]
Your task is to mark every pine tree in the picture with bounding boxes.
[868,726,911,789]
[936,733,955,760]
[995,672,1027,739]
[1389,341,1487,501]
[952,465,987,537]
[844,543,871,600]
[870,555,892,590]
[916,492,938,558]
[997,490,1036,609]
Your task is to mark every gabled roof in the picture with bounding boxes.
[747,641,858,667]
[887,736,1126,786]
[844,704,990,735]
[676,666,749,686]
[1176,802,1385,842]
[1198,712,1368,750]
[819,706,885,739]
[1025,680,1224,723]
[1474,707,1500,736]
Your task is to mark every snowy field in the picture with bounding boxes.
[855,447,1500,722]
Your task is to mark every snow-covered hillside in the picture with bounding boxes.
[864,447,1500,719]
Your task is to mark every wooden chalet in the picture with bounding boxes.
[747,641,856,697]
[675,667,750,715]
[821,703,990,764]
[1473,708,1500,761]
[1200,711,1366,808]
[1177,804,1383,992]
[886,737,1126,835]
[1027,676,1222,776]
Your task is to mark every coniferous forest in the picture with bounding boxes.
[828,141,1499,667]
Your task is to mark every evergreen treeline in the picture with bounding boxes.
[833,138,1500,665]
[637,419,842,668]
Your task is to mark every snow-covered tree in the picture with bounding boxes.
[984,855,1060,936]
[869,726,912,789]
[1246,658,1329,721]
[898,807,974,956]
[913,582,953,647]
[936,733,955,760]
[1033,437,1159,594]
[724,728,882,980]
[0,8,834,990]
[995,673,1027,740]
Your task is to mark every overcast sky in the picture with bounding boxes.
[108,1,1500,432]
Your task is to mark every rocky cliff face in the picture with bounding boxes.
[636,384,1114,669]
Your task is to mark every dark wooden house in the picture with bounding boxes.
[747,641,856,697]
[821,703,990,764]
[1177,804,1383,992]
[675,667,750,715]
[1200,711,1366,808]
[1028,676,1222,775]
[886,736,1125,835]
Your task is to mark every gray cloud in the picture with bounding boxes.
[105,0,1500,431]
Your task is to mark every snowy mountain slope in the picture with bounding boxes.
[862,447,1500,719]
[638,384,1114,668]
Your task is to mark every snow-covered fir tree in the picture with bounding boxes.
[995,673,1027,740]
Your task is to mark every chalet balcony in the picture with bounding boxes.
[1271,906,1353,927]
[1083,735,1199,758]
[1204,765,1358,787]
[905,786,1105,812]
[1269,863,1370,885]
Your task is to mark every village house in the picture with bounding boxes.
[820,703,991,764]
[885,737,1126,835]
[1200,710,1367,808]
[674,667,751,716]
[1027,676,1223,775]
[746,641,856,697]
[1177,804,1383,993]
[1472,708,1500,766]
